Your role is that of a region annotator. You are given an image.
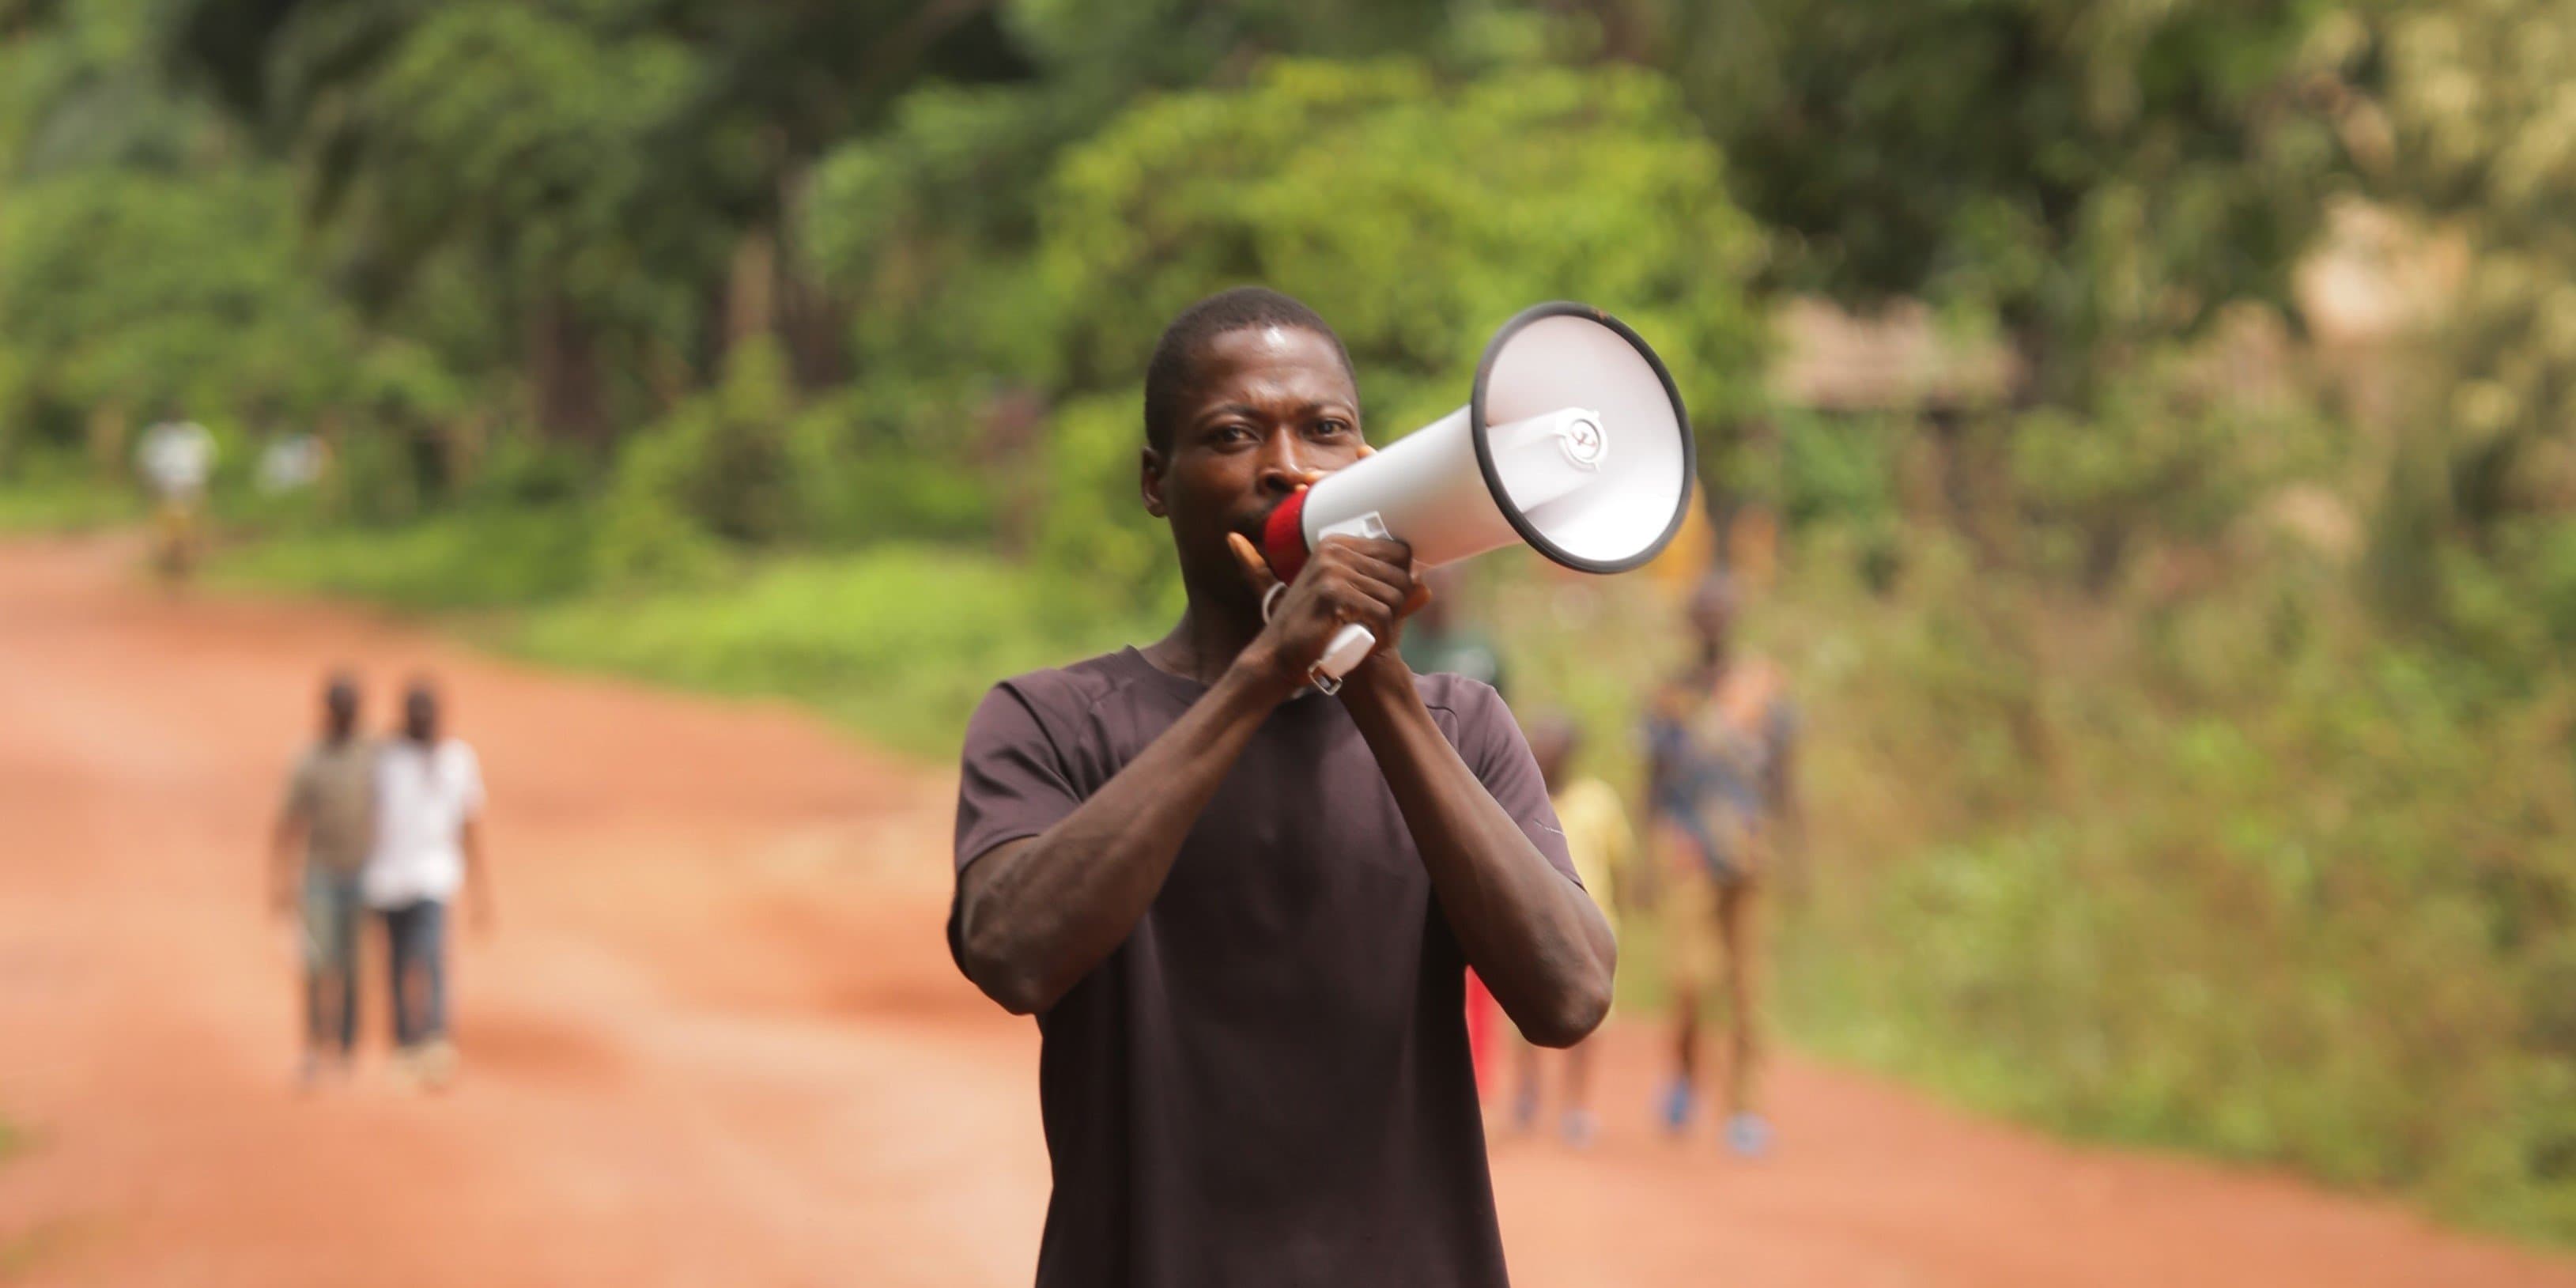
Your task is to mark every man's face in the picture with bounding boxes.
[1142,325,1365,608]
[404,690,440,742]
[1689,587,1736,655]
[323,685,359,737]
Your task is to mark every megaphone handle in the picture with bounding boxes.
[1309,623,1377,693]
[1260,583,1379,696]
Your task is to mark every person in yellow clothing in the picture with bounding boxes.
[135,414,216,583]
[1644,575,1801,1157]
[1506,716,1636,1148]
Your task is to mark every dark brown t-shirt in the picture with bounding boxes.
[952,646,1579,1288]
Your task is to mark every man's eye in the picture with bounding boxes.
[1316,418,1351,436]
[1214,424,1256,444]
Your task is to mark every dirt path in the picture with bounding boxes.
[0,534,2567,1288]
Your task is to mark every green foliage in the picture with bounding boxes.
[2009,325,2348,583]
[617,340,798,545]
[1031,393,1178,617]
[1040,57,1767,430]
[513,546,1154,758]
[2359,0,2576,638]
[782,397,996,549]
[0,451,140,531]
[0,167,360,436]
[1664,0,2355,401]
[1023,55,1767,605]
[329,5,701,294]
[220,504,599,610]
[1761,546,2576,1240]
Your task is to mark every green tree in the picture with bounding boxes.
[165,0,1036,440]
[1021,55,1768,604]
[1657,0,2355,405]
[2359,0,2576,656]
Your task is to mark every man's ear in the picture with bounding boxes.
[1140,445,1169,518]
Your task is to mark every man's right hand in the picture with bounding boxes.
[1226,531,1419,697]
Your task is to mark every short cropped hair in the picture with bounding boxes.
[1142,286,1354,455]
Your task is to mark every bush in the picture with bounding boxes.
[219,504,600,611]
[1746,535,2576,1243]
[512,546,1154,757]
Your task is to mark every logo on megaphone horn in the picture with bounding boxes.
[1261,301,1696,691]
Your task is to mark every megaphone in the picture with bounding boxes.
[1261,301,1695,692]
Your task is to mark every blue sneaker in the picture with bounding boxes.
[1561,1109,1600,1150]
[1658,1078,1696,1135]
[1725,1112,1773,1158]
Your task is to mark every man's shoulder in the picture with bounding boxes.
[297,737,372,771]
[984,648,1154,724]
[1412,668,1506,727]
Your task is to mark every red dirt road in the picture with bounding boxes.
[0,534,2568,1288]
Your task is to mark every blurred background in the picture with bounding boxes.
[2,0,2574,1282]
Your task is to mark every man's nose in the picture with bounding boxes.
[1252,429,1310,495]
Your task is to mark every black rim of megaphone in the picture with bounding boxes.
[1469,301,1698,575]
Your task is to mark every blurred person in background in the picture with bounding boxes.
[364,678,494,1090]
[1644,572,1802,1157]
[268,671,375,1087]
[950,287,1611,1286]
[1399,566,1507,693]
[257,432,327,496]
[134,412,216,581]
[1508,714,1637,1149]
[1399,566,1513,1094]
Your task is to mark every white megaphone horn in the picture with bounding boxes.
[1260,301,1696,693]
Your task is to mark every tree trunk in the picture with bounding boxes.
[727,228,779,354]
[87,401,131,483]
[527,292,609,446]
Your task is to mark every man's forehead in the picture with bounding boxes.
[1192,326,1354,402]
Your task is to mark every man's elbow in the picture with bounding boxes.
[957,917,1058,1017]
[1519,965,1614,1049]
[977,968,1056,1018]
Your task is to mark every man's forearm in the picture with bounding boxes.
[1341,666,1615,1047]
[957,667,1283,1014]
[269,818,303,910]
[460,821,493,917]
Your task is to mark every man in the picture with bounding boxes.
[364,679,493,1089]
[1505,716,1635,1148]
[951,287,1614,1286]
[1642,573,1801,1157]
[134,414,216,580]
[270,672,376,1086]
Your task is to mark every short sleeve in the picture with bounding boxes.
[954,682,1083,874]
[453,743,487,818]
[1456,683,1581,889]
[282,752,316,818]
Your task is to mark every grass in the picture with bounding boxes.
[215,511,1157,761]
[0,478,138,533]
[215,504,602,612]
[513,546,1155,759]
